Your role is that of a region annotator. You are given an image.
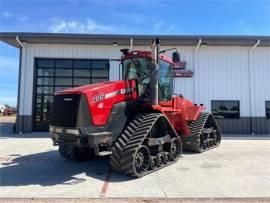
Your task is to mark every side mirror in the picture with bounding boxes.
[172,52,180,63]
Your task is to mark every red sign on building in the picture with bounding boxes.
[173,69,193,77]
[173,58,193,77]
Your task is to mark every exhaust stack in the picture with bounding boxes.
[150,38,160,105]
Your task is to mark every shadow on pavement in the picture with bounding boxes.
[0,150,133,187]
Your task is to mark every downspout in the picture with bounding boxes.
[193,39,202,103]
[130,38,133,51]
[16,36,24,47]
[195,38,202,52]
[16,36,24,134]
[248,39,260,135]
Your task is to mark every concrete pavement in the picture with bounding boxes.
[1,135,270,198]
[1,116,270,201]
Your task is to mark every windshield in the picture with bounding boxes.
[122,57,173,101]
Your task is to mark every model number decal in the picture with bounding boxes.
[93,94,105,102]
[120,88,133,94]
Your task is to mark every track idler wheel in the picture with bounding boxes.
[156,153,165,166]
[164,152,170,164]
[149,156,158,170]
[170,138,182,161]
[133,145,151,177]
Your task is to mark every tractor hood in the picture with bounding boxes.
[54,80,138,126]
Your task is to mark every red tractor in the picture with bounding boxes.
[50,39,221,177]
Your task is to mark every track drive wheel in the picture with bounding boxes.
[59,144,94,162]
[133,145,151,177]
[170,138,182,161]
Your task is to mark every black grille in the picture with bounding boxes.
[51,94,81,127]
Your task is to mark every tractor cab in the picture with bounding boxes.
[121,50,175,103]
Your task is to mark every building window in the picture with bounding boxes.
[211,100,240,119]
[33,58,109,131]
[266,101,270,119]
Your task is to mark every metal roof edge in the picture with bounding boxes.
[1,32,270,48]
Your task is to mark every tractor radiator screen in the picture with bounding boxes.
[51,94,81,127]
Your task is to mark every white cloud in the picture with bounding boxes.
[154,21,165,33]
[2,11,28,22]
[2,12,13,18]
[49,18,114,34]
[18,15,28,21]
[237,20,253,35]
[154,21,175,34]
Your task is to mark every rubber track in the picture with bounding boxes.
[59,144,76,160]
[183,112,221,153]
[110,113,180,177]
[59,144,94,161]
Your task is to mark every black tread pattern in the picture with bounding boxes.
[183,112,221,153]
[59,144,76,160]
[59,144,94,161]
[110,113,180,177]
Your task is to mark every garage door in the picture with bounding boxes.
[33,58,109,131]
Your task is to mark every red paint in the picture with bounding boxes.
[100,167,112,198]
[56,80,137,126]
[153,97,204,136]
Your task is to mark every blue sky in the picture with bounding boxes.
[0,0,270,106]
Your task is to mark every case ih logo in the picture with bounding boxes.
[63,98,73,101]
[173,59,193,77]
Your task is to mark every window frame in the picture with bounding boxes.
[266,101,270,119]
[211,100,240,119]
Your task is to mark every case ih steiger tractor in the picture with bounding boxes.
[49,39,221,177]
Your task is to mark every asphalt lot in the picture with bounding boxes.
[1,116,270,202]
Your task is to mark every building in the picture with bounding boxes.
[0,32,269,134]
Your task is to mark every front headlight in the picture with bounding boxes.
[49,126,55,132]
[55,127,63,134]
[66,129,80,136]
